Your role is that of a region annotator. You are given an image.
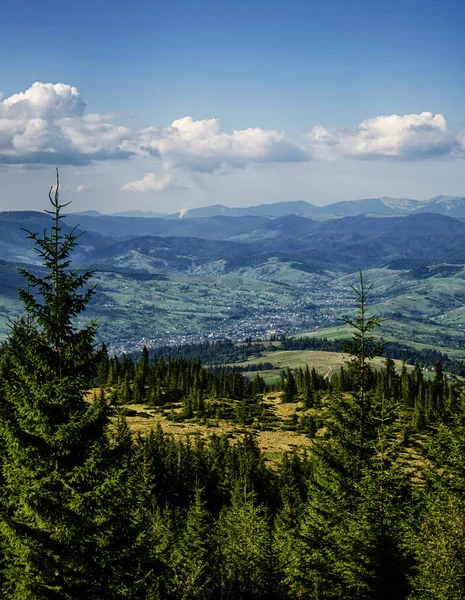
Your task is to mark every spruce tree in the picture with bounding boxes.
[340,270,383,464]
[283,368,298,402]
[0,172,147,598]
[217,484,284,600]
[294,271,412,599]
[303,365,314,408]
[168,487,216,600]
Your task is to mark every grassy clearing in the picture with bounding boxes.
[234,349,347,371]
[111,396,311,467]
[92,385,425,477]
[85,389,313,466]
[298,325,353,340]
[230,350,412,383]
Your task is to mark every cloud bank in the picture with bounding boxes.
[1,82,464,172]
[121,173,175,192]
[139,116,307,172]
[305,112,462,160]
[0,82,137,165]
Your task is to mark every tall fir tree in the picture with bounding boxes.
[294,271,412,599]
[217,484,285,600]
[168,487,216,600]
[0,172,148,598]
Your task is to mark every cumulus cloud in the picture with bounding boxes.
[305,112,461,160]
[1,82,85,120]
[138,116,307,172]
[76,182,107,193]
[121,173,175,192]
[1,82,464,170]
[0,83,304,170]
[458,130,465,152]
[0,82,137,165]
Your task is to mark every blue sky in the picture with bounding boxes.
[0,0,464,213]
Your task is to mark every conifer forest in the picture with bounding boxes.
[2,176,465,600]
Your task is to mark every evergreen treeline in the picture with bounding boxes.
[129,339,268,367]
[2,177,465,598]
[94,347,272,425]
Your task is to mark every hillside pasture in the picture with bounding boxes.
[227,349,411,382]
[110,397,312,467]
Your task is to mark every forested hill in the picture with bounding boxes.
[2,182,465,598]
[3,210,465,271]
[62,211,465,270]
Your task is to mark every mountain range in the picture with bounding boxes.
[2,210,465,272]
[69,195,465,220]
[2,196,465,352]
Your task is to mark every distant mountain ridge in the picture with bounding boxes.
[66,195,465,221]
[176,195,465,219]
[177,200,316,219]
[85,212,465,272]
[2,210,465,272]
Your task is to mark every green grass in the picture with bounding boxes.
[332,268,465,359]
[231,350,412,382]
[3,262,465,360]
[298,325,353,340]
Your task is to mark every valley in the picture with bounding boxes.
[1,200,465,357]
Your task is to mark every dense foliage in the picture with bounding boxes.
[1,178,465,598]
[129,339,272,367]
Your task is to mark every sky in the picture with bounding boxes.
[0,0,464,214]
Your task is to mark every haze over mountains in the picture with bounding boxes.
[71,195,465,220]
[2,197,465,272]
[77,212,465,272]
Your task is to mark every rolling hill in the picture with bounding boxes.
[1,207,465,353]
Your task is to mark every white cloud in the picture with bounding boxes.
[121,173,175,192]
[58,114,136,159]
[0,83,305,170]
[1,82,85,120]
[1,83,464,172]
[138,116,307,172]
[0,82,137,165]
[458,130,465,151]
[76,182,107,193]
[305,112,461,160]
